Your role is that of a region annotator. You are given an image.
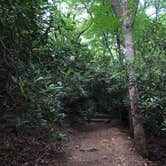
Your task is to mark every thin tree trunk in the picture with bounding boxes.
[115,30,123,69]
[110,0,148,157]
[103,32,115,64]
[122,19,147,157]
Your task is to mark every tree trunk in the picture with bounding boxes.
[115,30,124,69]
[110,0,148,156]
[122,18,147,157]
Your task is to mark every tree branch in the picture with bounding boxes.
[76,2,94,40]
[103,32,115,64]
[110,0,123,18]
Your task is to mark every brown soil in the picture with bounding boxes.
[48,120,162,166]
[0,120,165,166]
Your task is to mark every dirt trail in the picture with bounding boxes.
[49,121,157,166]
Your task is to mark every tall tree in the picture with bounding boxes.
[110,0,148,156]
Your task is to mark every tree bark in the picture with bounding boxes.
[110,0,148,156]
[115,30,124,69]
[122,23,147,156]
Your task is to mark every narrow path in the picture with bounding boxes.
[49,121,157,166]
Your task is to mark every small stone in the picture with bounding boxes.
[87,147,98,152]
[68,129,73,133]
[129,147,133,151]
[102,155,108,160]
[102,139,109,143]
[80,147,98,152]
[80,149,86,152]
[75,145,79,149]
[22,162,29,166]
[72,156,80,160]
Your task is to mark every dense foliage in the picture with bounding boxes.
[0,0,165,137]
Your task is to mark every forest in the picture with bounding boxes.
[0,0,166,165]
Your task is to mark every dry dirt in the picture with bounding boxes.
[0,120,165,166]
[48,120,159,166]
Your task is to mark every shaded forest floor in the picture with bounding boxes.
[0,119,165,166]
